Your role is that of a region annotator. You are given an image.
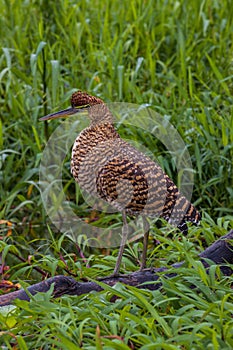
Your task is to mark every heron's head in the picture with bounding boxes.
[40,91,113,126]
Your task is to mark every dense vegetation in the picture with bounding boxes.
[0,0,233,348]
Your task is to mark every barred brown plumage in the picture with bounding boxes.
[40,91,201,276]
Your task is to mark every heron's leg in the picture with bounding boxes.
[112,211,129,276]
[140,217,150,271]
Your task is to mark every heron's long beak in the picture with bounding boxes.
[39,105,89,121]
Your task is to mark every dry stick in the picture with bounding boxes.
[59,253,78,277]
[0,230,232,306]
[75,243,90,267]
[9,252,49,278]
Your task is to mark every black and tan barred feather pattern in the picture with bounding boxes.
[70,91,201,233]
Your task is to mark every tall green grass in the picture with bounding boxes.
[0,0,233,348]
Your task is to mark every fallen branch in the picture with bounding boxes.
[0,230,232,306]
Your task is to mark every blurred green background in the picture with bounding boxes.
[1,0,232,227]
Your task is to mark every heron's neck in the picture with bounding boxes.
[71,122,120,175]
[87,122,120,140]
